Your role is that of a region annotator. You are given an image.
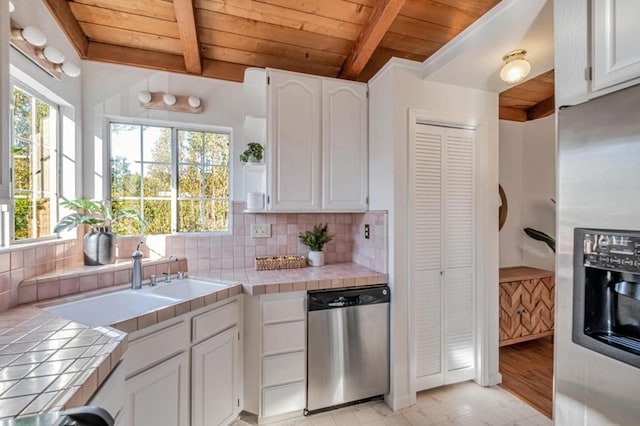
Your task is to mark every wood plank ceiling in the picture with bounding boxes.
[499,70,555,121]
[41,0,553,121]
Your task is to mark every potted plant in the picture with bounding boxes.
[239,142,264,164]
[54,199,146,266]
[299,223,333,267]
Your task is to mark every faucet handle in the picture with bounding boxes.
[163,272,171,283]
[177,271,185,280]
[149,274,157,286]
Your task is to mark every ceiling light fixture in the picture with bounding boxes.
[9,1,15,13]
[500,49,531,84]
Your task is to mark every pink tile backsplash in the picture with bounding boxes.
[0,203,389,312]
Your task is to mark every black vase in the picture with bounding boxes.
[84,227,116,266]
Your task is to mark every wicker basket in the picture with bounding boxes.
[255,255,307,271]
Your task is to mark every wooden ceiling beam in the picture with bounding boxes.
[87,42,187,73]
[527,95,555,121]
[339,0,406,79]
[499,107,527,122]
[43,0,89,57]
[173,0,202,74]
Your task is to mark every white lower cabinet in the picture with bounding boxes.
[192,326,240,426]
[124,352,190,426]
[244,291,307,421]
[119,298,242,426]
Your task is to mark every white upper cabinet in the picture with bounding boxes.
[267,69,322,211]
[266,69,368,212]
[322,79,368,211]
[592,0,640,92]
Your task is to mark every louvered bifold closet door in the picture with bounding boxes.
[412,125,445,390]
[412,123,475,391]
[443,128,475,382]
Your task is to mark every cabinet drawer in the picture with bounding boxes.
[192,300,239,343]
[263,321,305,355]
[262,381,305,418]
[262,297,305,323]
[125,321,189,377]
[262,351,305,387]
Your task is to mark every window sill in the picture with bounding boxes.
[0,236,76,253]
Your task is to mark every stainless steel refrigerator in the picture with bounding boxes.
[556,82,640,424]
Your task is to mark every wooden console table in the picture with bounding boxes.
[499,266,555,346]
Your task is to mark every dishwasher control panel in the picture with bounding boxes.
[308,285,390,311]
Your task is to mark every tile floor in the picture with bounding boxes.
[234,381,552,426]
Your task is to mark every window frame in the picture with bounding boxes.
[106,117,234,236]
[9,80,61,244]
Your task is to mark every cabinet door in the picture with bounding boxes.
[267,69,322,211]
[592,0,640,91]
[124,352,189,426]
[192,327,239,426]
[322,79,368,211]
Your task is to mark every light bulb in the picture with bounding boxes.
[9,1,15,13]
[43,46,65,64]
[21,26,47,47]
[138,91,152,104]
[61,61,81,77]
[163,93,176,106]
[188,96,201,108]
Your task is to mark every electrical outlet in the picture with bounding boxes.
[364,224,370,239]
[251,223,271,238]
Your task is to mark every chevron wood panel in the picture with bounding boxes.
[499,272,555,347]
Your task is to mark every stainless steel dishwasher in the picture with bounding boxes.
[306,285,390,414]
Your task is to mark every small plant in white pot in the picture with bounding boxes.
[299,223,333,267]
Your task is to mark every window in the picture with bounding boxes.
[109,123,231,235]
[11,85,59,241]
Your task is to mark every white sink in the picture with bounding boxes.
[140,278,229,300]
[44,291,178,327]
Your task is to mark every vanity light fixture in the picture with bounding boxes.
[10,17,82,79]
[138,91,203,114]
[500,49,531,84]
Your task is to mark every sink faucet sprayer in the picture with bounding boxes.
[131,241,144,290]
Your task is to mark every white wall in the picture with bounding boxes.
[499,115,556,271]
[555,1,640,425]
[521,115,555,270]
[81,61,246,200]
[369,60,500,410]
[499,120,524,267]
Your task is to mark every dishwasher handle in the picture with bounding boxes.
[308,285,389,311]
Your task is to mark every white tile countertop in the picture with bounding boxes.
[0,262,386,419]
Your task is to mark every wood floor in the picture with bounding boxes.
[499,336,554,419]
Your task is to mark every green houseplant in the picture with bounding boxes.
[239,142,264,164]
[299,223,333,267]
[54,199,146,265]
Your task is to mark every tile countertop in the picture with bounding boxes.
[191,262,388,295]
[0,262,386,419]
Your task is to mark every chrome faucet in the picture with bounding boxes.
[131,241,144,290]
[164,256,178,283]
